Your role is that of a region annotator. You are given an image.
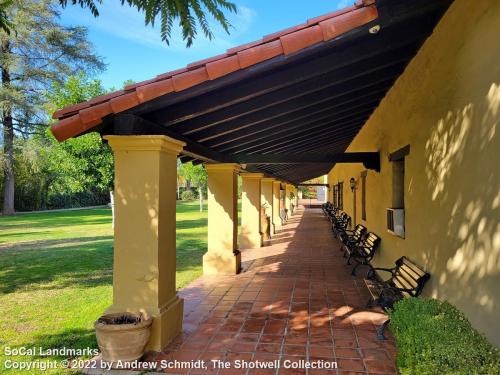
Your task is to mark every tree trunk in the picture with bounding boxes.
[1,39,15,215]
[199,186,203,212]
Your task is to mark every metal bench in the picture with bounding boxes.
[365,256,430,339]
[345,232,381,275]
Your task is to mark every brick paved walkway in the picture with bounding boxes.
[156,206,397,374]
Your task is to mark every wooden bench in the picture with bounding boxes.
[338,224,367,250]
[331,212,351,236]
[364,256,430,339]
[345,232,381,275]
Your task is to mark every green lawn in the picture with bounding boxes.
[0,201,207,374]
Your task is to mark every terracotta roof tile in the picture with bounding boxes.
[123,79,157,91]
[226,39,264,54]
[237,39,283,69]
[52,114,87,142]
[172,67,210,91]
[156,67,189,80]
[320,6,377,41]
[136,78,174,103]
[306,5,357,25]
[79,101,113,124]
[262,23,309,43]
[52,102,89,120]
[187,53,228,69]
[280,25,323,55]
[206,55,241,80]
[110,92,141,113]
[50,1,380,142]
[88,90,127,105]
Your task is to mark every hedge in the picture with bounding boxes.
[389,298,500,374]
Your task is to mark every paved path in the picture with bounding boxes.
[158,206,397,374]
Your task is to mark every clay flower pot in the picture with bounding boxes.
[95,313,153,363]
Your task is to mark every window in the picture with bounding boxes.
[333,185,338,207]
[361,171,367,220]
[389,145,410,209]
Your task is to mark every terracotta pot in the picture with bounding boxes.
[94,313,153,363]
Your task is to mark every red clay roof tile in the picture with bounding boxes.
[206,55,241,79]
[237,40,283,69]
[88,90,127,105]
[172,67,210,91]
[206,55,241,80]
[79,101,113,125]
[187,53,229,69]
[110,92,141,113]
[50,1,379,142]
[52,102,91,120]
[280,25,323,55]
[52,115,84,142]
[156,67,189,80]
[136,78,174,103]
[263,23,309,43]
[306,5,357,25]
[123,79,157,91]
[320,6,377,41]
[226,39,264,55]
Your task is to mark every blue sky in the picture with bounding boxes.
[60,1,352,89]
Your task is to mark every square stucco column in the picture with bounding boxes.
[239,173,264,249]
[203,163,241,275]
[260,178,275,238]
[285,184,292,215]
[104,135,185,352]
[272,181,281,233]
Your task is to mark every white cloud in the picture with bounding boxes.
[63,2,257,53]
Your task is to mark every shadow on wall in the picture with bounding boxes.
[421,82,500,340]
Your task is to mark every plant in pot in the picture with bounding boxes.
[95,312,153,364]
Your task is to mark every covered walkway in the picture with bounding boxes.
[154,206,396,374]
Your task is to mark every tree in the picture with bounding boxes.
[0,0,104,214]
[44,74,114,203]
[178,161,207,211]
[0,1,14,34]
[59,0,237,47]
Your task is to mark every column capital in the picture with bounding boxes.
[240,172,264,179]
[205,163,241,173]
[104,135,185,155]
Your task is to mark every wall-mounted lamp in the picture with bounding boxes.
[349,177,357,192]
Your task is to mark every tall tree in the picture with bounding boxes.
[59,0,237,47]
[0,0,104,214]
[178,162,207,211]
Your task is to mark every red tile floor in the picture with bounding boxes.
[149,206,397,375]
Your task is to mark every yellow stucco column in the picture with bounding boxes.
[104,135,185,352]
[285,184,292,215]
[203,163,241,275]
[272,181,281,233]
[260,178,274,238]
[239,172,264,248]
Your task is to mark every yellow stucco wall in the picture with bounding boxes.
[327,0,500,345]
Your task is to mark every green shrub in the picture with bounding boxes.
[390,298,500,374]
[181,190,195,201]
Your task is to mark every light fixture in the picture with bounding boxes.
[369,25,380,34]
[350,177,356,192]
